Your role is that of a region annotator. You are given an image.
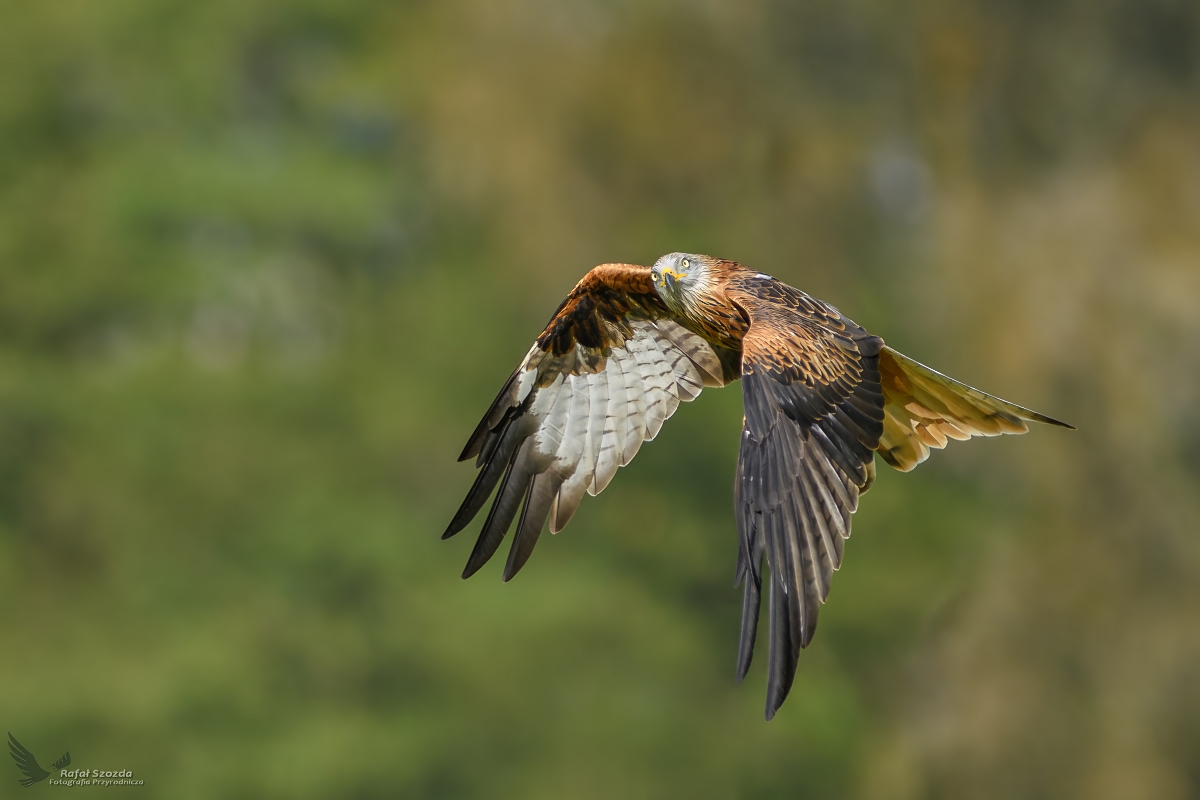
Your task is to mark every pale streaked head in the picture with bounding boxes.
[650,252,713,314]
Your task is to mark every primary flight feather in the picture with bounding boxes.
[444,253,1073,719]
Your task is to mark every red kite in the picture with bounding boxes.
[445,253,1072,719]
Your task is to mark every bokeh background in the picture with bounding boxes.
[2,1,1199,797]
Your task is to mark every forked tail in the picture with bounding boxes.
[876,346,1074,472]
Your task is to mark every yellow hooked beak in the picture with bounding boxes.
[660,267,683,289]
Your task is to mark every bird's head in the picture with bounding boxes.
[650,252,713,315]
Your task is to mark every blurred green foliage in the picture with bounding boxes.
[2,1,1199,797]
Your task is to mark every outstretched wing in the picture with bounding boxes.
[8,733,49,786]
[445,264,739,581]
[727,276,885,720]
[52,751,71,771]
[876,346,1074,471]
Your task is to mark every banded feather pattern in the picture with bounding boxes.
[445,264,739,584]
[729,277,885,718]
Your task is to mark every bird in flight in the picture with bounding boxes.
[8,733,70,787]
[444,253,1072,719]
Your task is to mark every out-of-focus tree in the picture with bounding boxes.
[0,1,1197,797]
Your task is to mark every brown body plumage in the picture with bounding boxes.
[445,253,1072,719]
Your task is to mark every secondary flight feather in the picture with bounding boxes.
[444,253,1073,719]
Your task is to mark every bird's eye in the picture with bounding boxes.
[679,258,690,269]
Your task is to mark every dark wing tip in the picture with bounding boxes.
[1036,413,1076,430]
[500,532,537,581]
[457,418,494,462]
[501,476,553,582]
[734,563,762,684]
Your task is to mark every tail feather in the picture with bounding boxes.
[876,347,1074,472]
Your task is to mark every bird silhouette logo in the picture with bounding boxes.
[7,734,70,787]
